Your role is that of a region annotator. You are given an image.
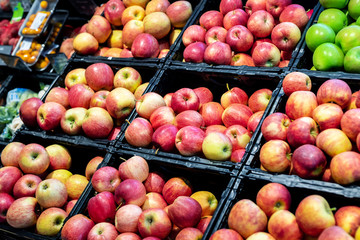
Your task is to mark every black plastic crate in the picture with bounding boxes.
[245,69,360,193]
[0,130,111,240]
[72,0,205,66]
[115,65,284,171]
[71,147,237,239]
[167,0,321,73]
[205,169,360,239]
[19,57,161,149]
[292,5,360,79]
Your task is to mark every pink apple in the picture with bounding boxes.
[197,215,212,234]
[285,91,318,120]
[136,92,166,119]
[125,117,153,147]
[104,0,125,26]
[341,108,360,142]
[142,192,168,210]
[271,22,301,52]
[199,10,223,30]
[145,0,170,15]
[175,110,205,129]
[222,103,253,128]
[118,155,149,182]
[61,214,94,240]
[286,116,319,149]
[247,10,275,38]
[6,197,39,229]
[183,42,207,63]
[312,103,343,131]
[82,107,114,139]
[144,172,166,193]
[193,87,213,105]
[152,124,178,152]
[231,149,246,163]
[115,204,142,233]
[261,112,290,141]
[65,199,77,215]
[282,71,312,96]
[225,124,252,150]
[266,0,292,18]
[171,88,200,113]
[199,102,224,126]
[45,87,69,109]
[226,25,254,53]
[250,38,273,55]
[0,141,25,167]
[165,0,192,28]
[0,193,14,223]
[279,4,309,30]
[37,102,66,131]
[114,179,146,206]
[223,9,249,30]
[248,88,272,113]
[168,196,202,228]
[122,19,145,49]
[46,144,71,170]
[219,0,243,15]
[245,0,266,15]
[88,191,116,223]
[60,107,87,135]
[85,63,114,91]
[88,222,118,240]
[210,228,243,240]
[149,106,176,130]
[131,33,160,58]
[85,156,103,180]
[204,41,232,65]
[18,143,49,175]
[68,83,95,109]
[205,26,227,45]
[138,208,172,239]
[317,79,352,109]
[0,166,22,194]
[252,42,281,67]
[176,227,203,240]
[175,126,205,156]
[182,25,206,47]
[91,166,121,193]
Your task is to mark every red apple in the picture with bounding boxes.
[282,71,312,96]
[182,25,206,47]
[144,172,165,193]
[145,0,170,15]
[210,229,243,240]
[225,125,252,150]
[259,140,291,173]
[199,102,224,126]
[266,0,292,18]
[131,33,160,58]
[64,68,87,90]
[85,63,114,91]
[86,15,112,44]
[82,107,114,139]
[204,41,232,65]
[223,9,249,30]
[19,97,43,128]
[248,88,272,113]
[286,116,319,149]
[226,25,254,53]
[149,106,176,130]
[138,208,172,239]
[122,20,144,49]
[205,26,227,45]
[271,22,301,52]
[125,117,153,147]
[221,87,248,108]
[152,124,178,152]
[247,10,275,38]
[341,108,360,142]
[316,128,352,158]
[88,191,116,223]
[175,110,205,129]
[142,192,168,210]
[0,193,14,223]
[114,67,142,93]
[13,174,42,199]
[136,92,166,119]
[168,196,202,228]
[114,179,146,206]
[37,102,66,131]
[317,79,352,109]
[85,156,103,180]
[285,91,318,120]
[171,88,200,113]
[0,166,22,194]
[73,32,99,55]
[45,87,69,109]
[199,10,223,30]
[162,177,192,204]
[166,0,192,28]
[252,42,281,67]
[219,0,243,15]
[175,126,205,156]
[267,210,303,240]
[183,42,207,63]
[176,227,203,240]
[91,166,121,193]
[68,83,95,109]
[1,141,25,167]
[88,222,119,240]
[261,112,290,141]
[118,155,149,182]
[115,204,142,233]
[6,197,39,229]
[222,103,253,128]
[61,214,94,240]
[104,0,126,26]
[18,143,49,175]
[106,87,135,119]
[231,53,255,66]
[312,103,343,131]
[231,149,246,163]
[279,4,309,30]
[245,0,266,15]
[90,90,109,109]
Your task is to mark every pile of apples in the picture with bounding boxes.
[125,84,274,162]
[305,0,360,72]
[19,62,149,140]
[60,0,194,59]
[257,71,360,185]
[210,181,360,239]
[0,19,23,49]
[61,155,219,239]
[180,0,312,67]
[0,141,101,236]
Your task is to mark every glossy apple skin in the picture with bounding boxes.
[268,210,303,240]
[183,42,207,63]
[168,196,202,228]
[316,128,352,158]
[171,88,200,114]
[204,41,232,65]
[68,84,95,109]
[271,22,301,52]
[114,179,146,206]
[152,124,178,152]
[20,98,43,128]
[61,214,95,240]
[222,103,253,128]
[1,142,25,167]
[136,92,166,120]
[125,117,153,147]
[88,222,119,240]
[282,72,312,97]
[0,193,14,223]
[115,204,142,233]
[73,32,99,55]
[266,0,292,18]
[144,172,166,193]
[142,192,168,210]
[334,206,360,237]
[182,25,206,47]
[285,91,318,120]
[220,0,243,15]
[341,108,360,142]
[35,179,68,209]
[13,174,42,199]
[85,63,114,91]
[6,197,39,229]
[252,42,281,67]
[247,10,275,38]
[82,107,114,139]
[175,126,205,156]
[162,177,192,204]
[175,110,205,129]
[37,102,66,131]
[317,79,352,109]
[166,0,192,28]
[259,140,291,173]
[88,191,116,223]
[116,232,142,240]
[312,103,343,131]
[0,166,23,194]
[279,4,309,30]
[248,88,272,113]
[18,144,50,175]
[199,10,223,30]
[104,0,125,26]
[225,25,254,53]
[91,166,121,193]
[220,87,248,109]
[131,33,160,58]
[36,207,68,236]
[119,155,149,182]
[261,112,290,141]
[318,225,353,240]
[137,208,172,239]
[149,106,175,130]
[330,151,360,185]
[286,116,319,149]
[225,125,252,150]
[210,228,243,240]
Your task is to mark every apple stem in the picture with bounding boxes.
[116,202,123,211]
[226,83,230,91]
[119,157,127,162]
[125,119,131,125]
[330,207,337,212]
[155,148,159,154]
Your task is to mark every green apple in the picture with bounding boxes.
[318,9,348,34]
[335,25,360,54]
[305,23,336,52]
[320,0,349,9]
[313,43,344,71]
[356,16,360,25]
[344,46,360,73]
[348,0,360,20]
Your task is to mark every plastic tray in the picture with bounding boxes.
[292,5,360,78]
[19,58,161,149]
[69,147,237,239]
[167,0,321,73]
[18,0,59,38]
[205,170,360,239]
[0,130,110,240]
[245,69,360,193]
[115,65,284,172]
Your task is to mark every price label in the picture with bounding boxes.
[19,38,33,50]
[30,12,47,30]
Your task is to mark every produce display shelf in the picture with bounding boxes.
[167,0,321,73]
[244,69,360,196]
[115,64,284,172]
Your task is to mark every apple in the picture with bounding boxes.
[286,116,319,149]
[204,41,232,65]
[228,199,267,238]
[318,226,354,240]
[145,0,170,15]
[248,88,272,113]
[134,82,149,100]
[85,63,114,92]
[37,101,66,131]
[244,0,266,15]
[231,149,246,163]
[199,102,224,126]
[90,90,109,109]
[252,42,281,67]
[36,207,68,236]
[115,204,142,232]
[205,26,227,45]
[197,215,212,233]
[13,174,42,199]
[285,91,318,120]
[143,12,171,39]
[231,53,255,66]
[226,25,254,53]
[46,144,71,170]
[46,169,73,185]
[316,128,352,157]
[176,227,203,240]
[221,87,248,108]
[330,151,360,185]
[65,174,89,200]
[0,141,24,167]
[122,20,145,49]
[45,87,69,109]
[106,87,136,119]
[144,172,165,194]
[60,107,87,135]
[282,71,312,96]
[271,22,301,52]
[312,103,343,131]
[313,43,344,71]
[6,197,39,228]
[138,208,172,239]
[202,132,232,161]
[85,156,103,180]
[261,112,290,141]
[175,110,205,129]
[225,125,252,150]
[61,214,94,240]
[183,42,207,63]
[247,110,264,134]
[18,143,49,175]
[125,117,153,147]
[73,32,99,55]
[199,10,223,30]
[279,4,309,30]
[68,83,95,109]
[220,0,243,15]
[348,0,360,21]
[164,93,173,107]
[318,8,347,35]
[341,108,360,141]
[266,0,292,18]
[295,195,335,237]
[247,232,276,240]
[344,46,360,73]
[182,25,206,47]
[119,155,149,182]
[171,88,200,113]
[104,0,126,26]
[317,79,352,109]
[319,0,349,8]
[259,140,291,173]
[86,15,112,44]
[82,107,114,139]
[190,190,218,216]
[305,23,336,52]
[114,179,146,206]
[168,196,202,228]
[88,191,116,223]
[222,103,253,128]
[88,222,119,240]
[19,97,43,128]
[116,233,142,240]
[36,179,68,209]
[152,124,178,152]
[223,8,249,30]
[60,38,75,58]
[268,210,303,240]
[292,144,327,179]
[136,92,166,119]
[193,87,213,106]
[64,68,87,89]
[114,67,142,93]
[334,206,360,237]
[247,10,275,38]
[162,177,192,204]
[166,0,192,28]
[142,192,167,210]
[92,166,121,193]
[149,106,175,130]
[250,38,273,55]
[175,126,205,156]
[0,193,14,223]
[210,228,243,240]
[65,199,77,215]
[131,33,160,58]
